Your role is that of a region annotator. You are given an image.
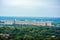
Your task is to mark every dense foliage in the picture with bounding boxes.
[0,24,60,40]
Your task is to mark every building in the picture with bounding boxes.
[0,33,10,38]
[0,19,52,26]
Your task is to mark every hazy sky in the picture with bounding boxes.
[0,0,60,17]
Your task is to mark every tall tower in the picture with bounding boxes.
[13,19,16,25]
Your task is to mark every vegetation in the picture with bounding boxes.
[0,24,60,40]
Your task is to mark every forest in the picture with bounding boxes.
[0,24,60,40]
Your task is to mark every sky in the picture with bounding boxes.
[0,0,60,17]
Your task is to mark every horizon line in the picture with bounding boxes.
[0,16,60,18]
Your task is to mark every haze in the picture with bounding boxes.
[0,0,60,17]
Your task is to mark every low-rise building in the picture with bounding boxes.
[0,20,52,26]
